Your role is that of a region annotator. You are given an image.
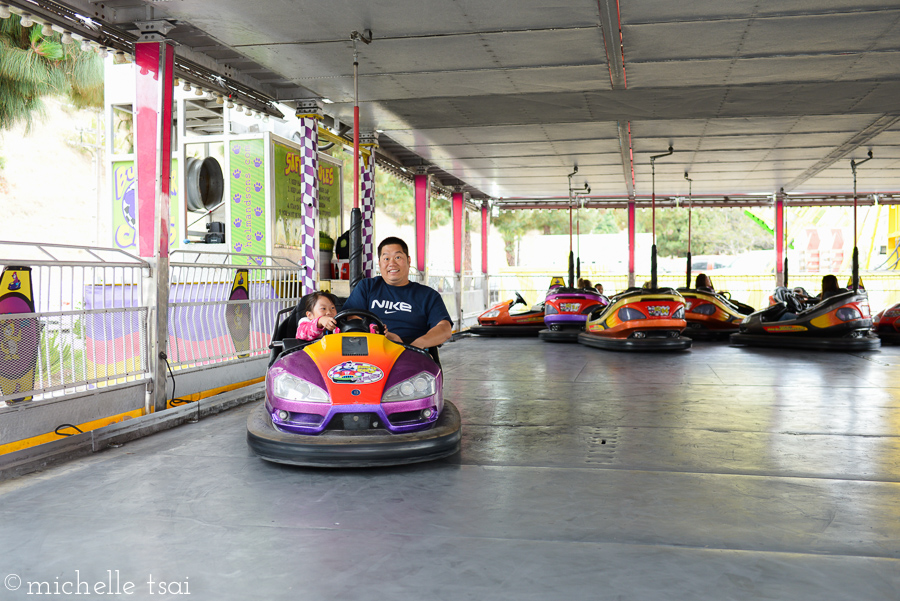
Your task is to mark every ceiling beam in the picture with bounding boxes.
[616,121,634,197]
[597,0,626,89]
[782,113,900,192]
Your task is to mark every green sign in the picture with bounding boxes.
[229,139,267,265]
[318,155,341,220]
[273,141,305,249]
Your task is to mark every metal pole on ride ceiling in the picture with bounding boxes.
[349,30,371,290]
[783,200,789,288]
[649,146,674,290]
[575,185,590,283]
[567,165,578,287]
[851,150,873,293]
[684,172,692,289]
[576,196,580,282]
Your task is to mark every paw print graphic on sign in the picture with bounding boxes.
[254,207,262,217]
[254,182,262,192]
[234,242,243,252]
[232,145,241,155]
[255,231,263,241]
[233,193,242,204]
[254,158,262,168]
[233,169,241,179]
[234,218,242,228]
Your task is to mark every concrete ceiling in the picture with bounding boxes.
[19,0,900,202]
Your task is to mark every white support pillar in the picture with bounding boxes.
[295,99,323,295]
[360,133,378,278]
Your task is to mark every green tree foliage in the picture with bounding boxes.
[616,206,773,257]
[493,207,619,265]
[336,147,451,229]
[492,205,772,266]
[0,15,104,133]
[369,168,451,229]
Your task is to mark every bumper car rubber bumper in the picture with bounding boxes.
[729,332,881,351]
[578,332,692,351]
[468,324,543,336]
[538,328,581,342]
[876,330,900,345]
[247,400,462,468]
[682,324,738,340]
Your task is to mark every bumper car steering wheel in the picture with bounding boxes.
[513,291,527,308]
[333,309,386,335]
[785,291,804,314]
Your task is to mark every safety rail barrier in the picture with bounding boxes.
[422,270,488,332]
[0,242,150,406]
[488,269,900,315]
[167,250,304,370]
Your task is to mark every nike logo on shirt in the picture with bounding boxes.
[372,300,412,313]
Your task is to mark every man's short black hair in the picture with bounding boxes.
[377,236,409,257]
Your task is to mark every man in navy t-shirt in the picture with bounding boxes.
[342,237,453,348]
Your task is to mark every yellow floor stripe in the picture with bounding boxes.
[1,377,264,456]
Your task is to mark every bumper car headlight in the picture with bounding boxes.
[544,304,559,315]
[273,373,329,403]
[672,306,685,319]
[384,372,437,402]
[482,309,501,318]
[836,307,862,321]
[618,306,646,321]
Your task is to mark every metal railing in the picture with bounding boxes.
[167,250,304,369]
[0,242,150,406]
[421,270,489,332]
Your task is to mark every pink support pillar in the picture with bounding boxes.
[452,191,464,274]
[135,42,175,259]
[414,172,431,282]
[775,194,785,287]
[134,41,175,413]
[627,199,636,288]
[481,204,489,275]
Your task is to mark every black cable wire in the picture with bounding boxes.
[162,354,199,422]
[54,424,83,437]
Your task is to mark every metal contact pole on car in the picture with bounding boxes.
[850,150,872,293]
[349,30,371,290]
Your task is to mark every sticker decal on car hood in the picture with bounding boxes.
[328,361,384,384]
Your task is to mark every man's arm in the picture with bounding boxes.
[410,319,452,349]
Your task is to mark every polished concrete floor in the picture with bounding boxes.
[1,337,899,600]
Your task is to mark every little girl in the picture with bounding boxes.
[294,291,380,340]
[295,291,339,340]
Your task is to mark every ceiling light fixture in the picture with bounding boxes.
[321,98,334,104]
[215,94,224,105]
[61,31,73,44]
[81,40,92,52]
[226,99,234,109]
[19,13,33,27]
[183,81,192,92]
[194,86,204,96]
[41,23,53,36]
[0,5,11,19]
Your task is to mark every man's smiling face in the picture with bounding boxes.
[379,244,411,286]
